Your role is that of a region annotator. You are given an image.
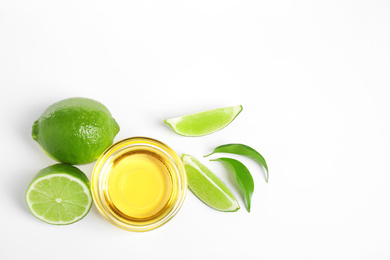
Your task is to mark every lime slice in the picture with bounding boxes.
[25,164,93,225]
[165,105,243,137]
[181,154,240,212]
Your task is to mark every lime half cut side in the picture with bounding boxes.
[25,164,93,225]
[165,105,243,137]
[182,154,239,212]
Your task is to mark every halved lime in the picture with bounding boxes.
[165,105,243,137]
[181,154,239,212]
[25,164,93,225]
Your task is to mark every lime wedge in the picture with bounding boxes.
[182,154,240,212]
[25,164,93,225]
[165,105,243,136]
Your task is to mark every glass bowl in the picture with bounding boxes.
[91,137,187,232]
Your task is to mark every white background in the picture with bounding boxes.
[1,0,389,259]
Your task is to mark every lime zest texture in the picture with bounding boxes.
[205,143,269,183]
[32,97,120,165]
[181,154,240,212]
[25,164,92,225]
[165,105,243,137]
[211,158,254,212]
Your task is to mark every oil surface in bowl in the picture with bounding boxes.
[106,150,173,219]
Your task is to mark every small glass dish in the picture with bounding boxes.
[91,137,187,232]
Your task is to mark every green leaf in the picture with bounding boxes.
[205,143,269,183]
[211,158,254,212]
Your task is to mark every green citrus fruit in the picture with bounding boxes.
[164,105,243,137]
[25,163,93,225]
[32,97,119,165]
[182,154,240,212]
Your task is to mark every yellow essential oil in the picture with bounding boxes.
[107,150,173,219]
[91,137,187,232]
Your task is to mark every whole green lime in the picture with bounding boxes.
[32,97,120,165]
